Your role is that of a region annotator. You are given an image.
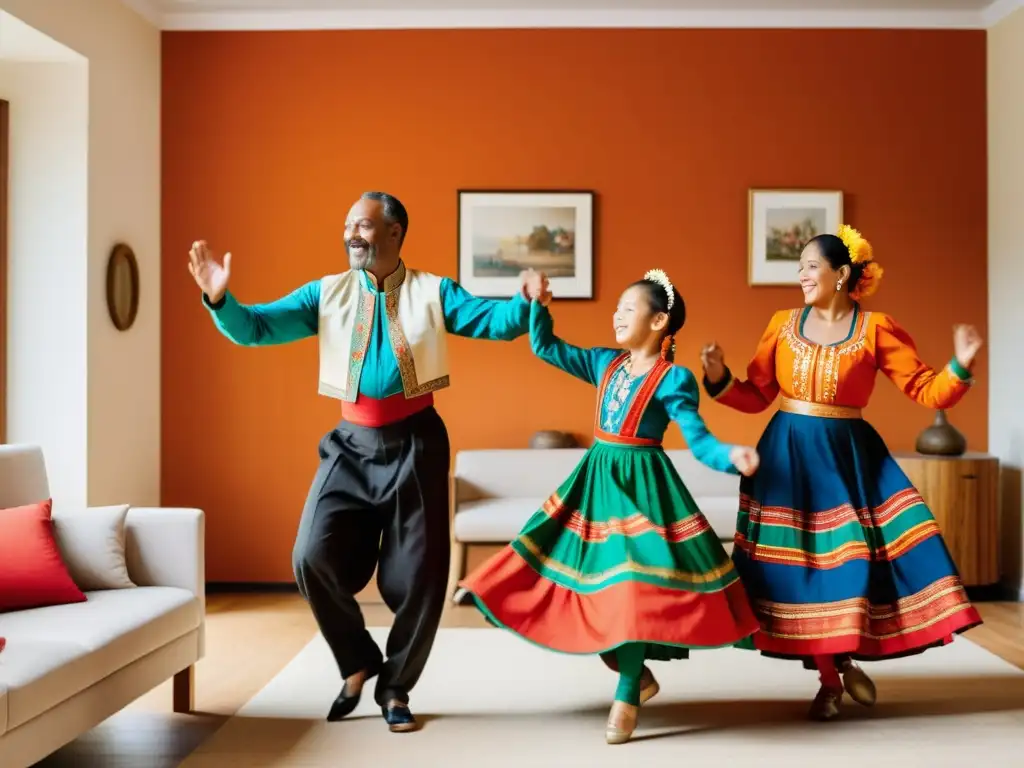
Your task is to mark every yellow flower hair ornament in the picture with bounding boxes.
[837,224,873,264]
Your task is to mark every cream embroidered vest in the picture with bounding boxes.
[317,263,450,402]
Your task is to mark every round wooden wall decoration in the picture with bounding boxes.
[106,242,140,331]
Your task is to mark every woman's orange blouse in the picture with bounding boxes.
[705,306,973,413]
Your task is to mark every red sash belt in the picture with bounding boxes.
[593,428,662,447]
[342,392,433,427]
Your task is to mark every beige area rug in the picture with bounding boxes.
[180,627,1024,767]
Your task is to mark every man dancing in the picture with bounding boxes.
[189,191,547,732]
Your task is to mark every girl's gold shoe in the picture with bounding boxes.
[605,701,639,745]
[639,667,660,705]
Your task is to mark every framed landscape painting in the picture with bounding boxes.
[457,190,595,299]
[748,189,843,286]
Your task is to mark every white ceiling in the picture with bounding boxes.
[141,0,998,8]
[121,0,1023,30]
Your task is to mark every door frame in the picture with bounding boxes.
[0,99,9,443]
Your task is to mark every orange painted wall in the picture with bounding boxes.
[161,29,988,582]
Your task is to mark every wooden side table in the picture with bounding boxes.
[893,452,1000,587]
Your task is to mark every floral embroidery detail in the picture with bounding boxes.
[381,262,407,293]
[592,353,669,443]
[385,289,450,397]
[781,309,871,404]
[781,311,814,401]
[618,360,672,438]
[343,290,375,402]
[820,313,869,403]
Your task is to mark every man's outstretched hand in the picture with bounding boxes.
[188,240,232,304]
[520,269,549,302]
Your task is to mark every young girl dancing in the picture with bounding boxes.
[459,269,761,745]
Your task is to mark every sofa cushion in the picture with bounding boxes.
[454,498,543,543]
[52,504,136,591]
[454,450,588,502]
[0,499,87,613]
[454,496,739,543]
[665,451,742,498]
[0,586,200,729]
[0,680,7,736]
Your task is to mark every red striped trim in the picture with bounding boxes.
[748,575,982,657]
[594,429,661,446]
[740,488,926,534]
[734,519,942,569]
[619,358,671,437]
[591,353,670,443]
[541,492,712,543]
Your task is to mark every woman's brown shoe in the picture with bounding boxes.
[839,660,877,706]
[808,685,843,721]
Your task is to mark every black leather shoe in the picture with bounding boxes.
[326,661,381,722]
[381,703,419,732]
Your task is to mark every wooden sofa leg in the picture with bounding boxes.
[173,665,195,714]
[448,540,467,603]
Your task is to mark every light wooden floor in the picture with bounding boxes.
[32,595,1024,767]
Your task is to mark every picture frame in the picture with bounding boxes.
[748,189,844,286]
[457,189,595,299]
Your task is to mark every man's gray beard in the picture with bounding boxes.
[347,245,377,270]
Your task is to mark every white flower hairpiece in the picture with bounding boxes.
[644,269,675,311]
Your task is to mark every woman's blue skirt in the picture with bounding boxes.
[732,410,981,662]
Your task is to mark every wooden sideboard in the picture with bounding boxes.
[893,452,999,587]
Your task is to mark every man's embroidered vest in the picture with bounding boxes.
[317,263,450,402]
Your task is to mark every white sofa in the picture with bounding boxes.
[0,445,206,768]
[449,448,740,601]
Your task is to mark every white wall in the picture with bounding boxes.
[0,0,160,508]
[988,5,1024,595]
[0,59,88,513]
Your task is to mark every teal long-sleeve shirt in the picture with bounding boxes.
[204,267,529,400]
[528,301,738,475]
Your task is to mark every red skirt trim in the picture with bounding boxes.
[750,604,983,658]
[460,547,760,654]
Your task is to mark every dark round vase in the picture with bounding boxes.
[529,430,579,450]
[914,410,967,456]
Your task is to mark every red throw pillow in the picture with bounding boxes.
[0,499,87,612]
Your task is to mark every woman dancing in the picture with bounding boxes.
[701,225,983,721]
[460,270,761,744]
